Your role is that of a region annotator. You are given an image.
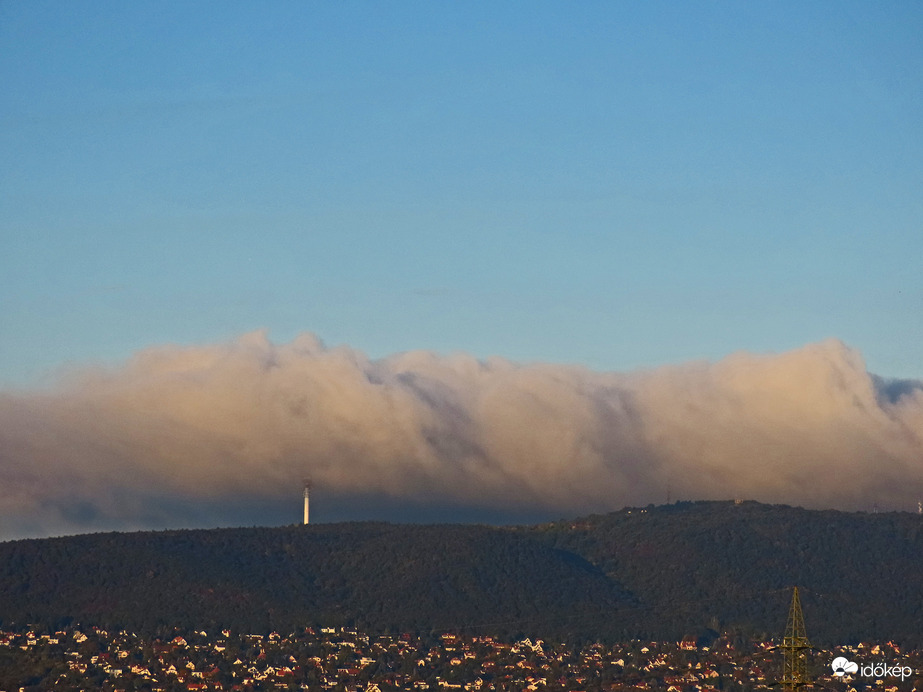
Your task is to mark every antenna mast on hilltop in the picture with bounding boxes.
[781,586,811,692]
[303,479,312,525]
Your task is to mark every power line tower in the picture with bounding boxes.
[781,586,811,692]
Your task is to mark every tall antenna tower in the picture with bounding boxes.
[303,479,312,525]
[781,586,811,692]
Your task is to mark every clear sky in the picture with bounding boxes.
[2,1,922,387]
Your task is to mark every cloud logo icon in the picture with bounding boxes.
[831,657,859,676]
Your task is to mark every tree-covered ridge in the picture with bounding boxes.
[534,501,923,644]
[2,501,922,645]
[0,522,633,641]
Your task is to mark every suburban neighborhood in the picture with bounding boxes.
[2,625,920,691]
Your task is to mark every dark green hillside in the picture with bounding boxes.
[2,502,922,645]
[0,522,635,640]
[534,501,923,645]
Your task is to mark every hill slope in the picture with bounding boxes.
[2,502,922,644]
[535,500,923,644]
[0,522,634,640]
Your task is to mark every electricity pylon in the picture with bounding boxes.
[781,586,811,692]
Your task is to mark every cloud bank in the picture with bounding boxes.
[1,332,922,539]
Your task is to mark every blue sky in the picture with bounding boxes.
[2,1,922,387]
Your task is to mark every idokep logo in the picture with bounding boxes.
[831,656,914,681]
[831,657,858,676]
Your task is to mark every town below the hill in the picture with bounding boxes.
[1,624,921,692]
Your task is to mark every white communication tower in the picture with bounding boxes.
[303,479,312,525]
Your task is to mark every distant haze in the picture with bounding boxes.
[1,333,921,540]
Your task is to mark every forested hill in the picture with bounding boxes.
[0,522,634,641]
[1,501,922,645]
[534,500,923,645]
